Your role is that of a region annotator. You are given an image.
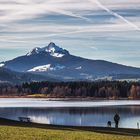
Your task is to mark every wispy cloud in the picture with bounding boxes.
[0,0,90,23]
[89,0,140,31]
[90,46,98,50]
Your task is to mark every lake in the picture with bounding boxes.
[0,98,140,129]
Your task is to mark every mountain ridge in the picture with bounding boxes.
[0,42,140,81]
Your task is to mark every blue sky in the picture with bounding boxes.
[0,0,140,67]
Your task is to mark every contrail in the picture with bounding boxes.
[54,9,90,22]
[43,1,91,22]
[89,0,140,31]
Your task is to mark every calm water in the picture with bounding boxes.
[0,98,140,129]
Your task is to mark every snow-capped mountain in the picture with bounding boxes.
[26,42,69,57]
[1,42,140,81]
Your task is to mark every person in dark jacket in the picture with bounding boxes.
[114,113,120,128]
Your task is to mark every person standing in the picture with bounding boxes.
[114,113,120,128]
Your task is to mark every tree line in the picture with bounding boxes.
[0,81,140,99]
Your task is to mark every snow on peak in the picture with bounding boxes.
[28,64,52,72]
[47,42,57,50]
[26,42,69,58]
[0,63,5,67]
[75,66,82,70]
[27,64,65,72]
[26,47,42,56]
[43,42,69,57]
[44,42,60,53]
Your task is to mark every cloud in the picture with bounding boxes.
[0,0,91,23]
[90,46,98,50]
[89,0,140,31]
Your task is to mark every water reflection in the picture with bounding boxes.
[0,106,140,128]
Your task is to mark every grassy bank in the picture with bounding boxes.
[0,118,140,140]
[0,125,140,140]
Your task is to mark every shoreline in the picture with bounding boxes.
[0,96,139,101]
[0,117,139,136]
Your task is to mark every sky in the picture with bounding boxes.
[0,0,140,67]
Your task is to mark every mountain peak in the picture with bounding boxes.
[27,47,42,56]
[26,42,69,57]
[48,42,56,48]
[44,42,57,52]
